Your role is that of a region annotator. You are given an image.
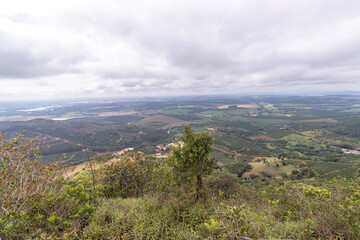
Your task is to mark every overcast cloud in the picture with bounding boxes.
[1,0,360,100]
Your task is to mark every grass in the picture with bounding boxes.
[83,197,207,239]
[262,103,277,111]
[324,167,356,180]
[286,159,354,177]
[281,134,316,145]
[243,157,297,178]
[82,175,360,239]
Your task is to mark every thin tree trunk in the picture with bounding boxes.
[196,174,203,201]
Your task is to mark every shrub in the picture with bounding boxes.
[83,197,207,239]
[98,152,154,198]
[225,162,252,177]
[204,169,240,198]
[0,132,93,239]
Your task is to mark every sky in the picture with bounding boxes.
[1,0,360,100]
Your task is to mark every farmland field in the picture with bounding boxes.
[1,94,360,179]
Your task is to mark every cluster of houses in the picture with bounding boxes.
[155,144,167,153]
[277,124,289,130]
[155,142,181,157]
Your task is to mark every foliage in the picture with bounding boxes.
[355,160,360,179]
[97,152,154,198]
[204,169,240,198]
[83,197,207,239]
[225,162,252,177]
[82,177,360,239]
[0,132,59,237]
[145,160,177,197]
[0,132,93,239]
[2,106,360,239]
[169,125,215,200]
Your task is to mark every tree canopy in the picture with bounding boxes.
[169,125,215,200]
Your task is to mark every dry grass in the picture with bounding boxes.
[63,148,134,178]
[242,157,296,178]
[300,118,338,123]
[98,111,139,117]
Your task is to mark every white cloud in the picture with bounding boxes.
[1,0,360,100]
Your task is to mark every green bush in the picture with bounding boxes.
[98,152,154,198]
[0,133,94,239]
[83,197,208,239]
[2,132,360,239]
[204,169,240,198]
[225,162,252,177]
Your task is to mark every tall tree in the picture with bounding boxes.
[169,125,215,200]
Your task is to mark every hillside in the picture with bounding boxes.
[1,126,359,239]
[1,95,359,179]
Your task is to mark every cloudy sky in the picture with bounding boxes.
[1,0,360,100]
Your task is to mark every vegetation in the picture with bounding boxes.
[98,153,154,198]
[0,133,93,239]
[225,162,252,177]
[1,128,360,239]
[1,95,360,179]
[169,125,215,200]
[2,95,360,239]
